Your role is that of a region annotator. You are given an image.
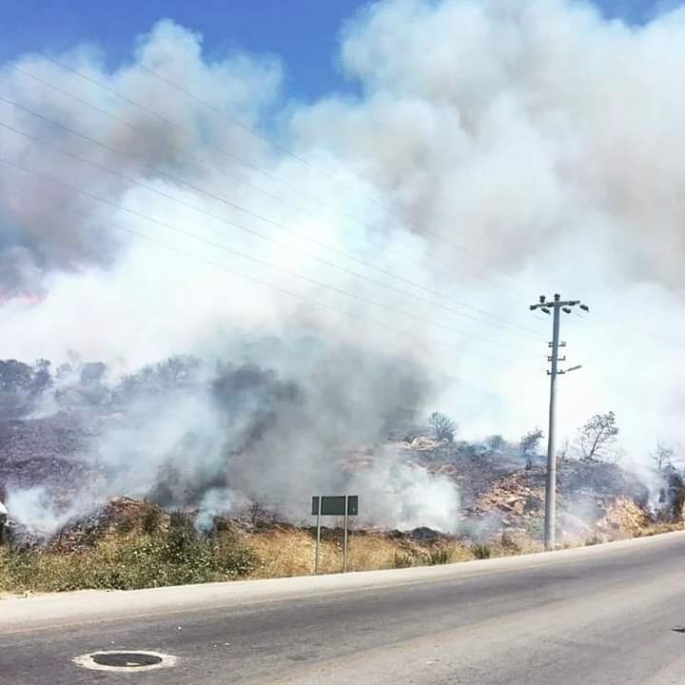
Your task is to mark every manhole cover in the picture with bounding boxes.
[73,650,177,672]
[93,652,163,667]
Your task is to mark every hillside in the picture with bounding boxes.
[0,355,683,554]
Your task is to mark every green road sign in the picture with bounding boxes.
[311,495,358,516]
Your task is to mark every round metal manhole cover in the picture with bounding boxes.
[94,652,163,667]
[73,650,177,672]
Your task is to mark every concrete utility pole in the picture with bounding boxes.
[0,499,7,547]
[530,294,589,550]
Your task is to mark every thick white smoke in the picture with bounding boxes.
[2,1,685,533]
[290,0,685,458]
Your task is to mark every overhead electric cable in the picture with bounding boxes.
[24,57,533,300]
[0,108,542,341]
[0,153,541,359]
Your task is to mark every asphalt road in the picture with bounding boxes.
[1,532,685,684]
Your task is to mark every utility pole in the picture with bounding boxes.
[530,294,589,550]
[0,498,7,547]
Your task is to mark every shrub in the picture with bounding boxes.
[500,531,520,552]
[472,543,491,560]
[116,516,135,535]
[521,427,544,460]
[486,435,505,452]
[393,552,414,569]
[526,518,544,542]
[0,528,256,593]
[141,507,162,535]
[428,412,457,443]
[428,548,451,565]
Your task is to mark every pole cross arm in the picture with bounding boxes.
[531,300,581,309]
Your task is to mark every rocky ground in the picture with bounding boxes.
[0,413,96,490]
[394,434,674,544]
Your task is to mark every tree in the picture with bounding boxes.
[486,434,505,452]
[657,462,685,520]
[558,437,569,458]
[651,441,676,472]
[520,427,544,468]
[157,355,202,387]
[521,427,544,454]
[56,362,73,380]
[428,412,457,443]
[0,360,33,393]
[0,360,37,416]
[79,362,107,384]
[577,411,619,462]
[30,359,52,397]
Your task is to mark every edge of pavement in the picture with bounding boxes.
[1,530,683,633]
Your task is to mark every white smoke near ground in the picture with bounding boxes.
[348,454,461,531]
[1,1,685,532]
[88,340,440,531]
[4,487,78,538]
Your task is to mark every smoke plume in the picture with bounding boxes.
[90,340,445,530]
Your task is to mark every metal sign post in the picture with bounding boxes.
[343,495,349,573]
[314,495,322,574]
[311,495,358,575]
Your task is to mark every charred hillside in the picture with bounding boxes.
[0,353,683,548]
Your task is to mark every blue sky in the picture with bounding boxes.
[0,0,676,99]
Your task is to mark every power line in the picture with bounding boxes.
[138,63,334,177]
[0,191,541,373]
[24,57,532,300]
[598,318,685,354]
[7,62,448,280]
[137,62,529,285]
[0,129,541,349]
[107,222,508,363]
[0,154,541,359]
[0,96,543,340]
[7,70,684,357]
[530,282,685,356]
[569,304,685,356]
[5,63,541,330]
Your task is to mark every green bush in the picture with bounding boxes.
[116,516,135,535]
[393,552,414,569]
[526,518,544,542]
[141,507,162,535]
[500,531,520,551]
[472,543,491,560]
[428,548,451,565]
[0,528,256,593]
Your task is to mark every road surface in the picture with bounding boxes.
[1,532,685,684]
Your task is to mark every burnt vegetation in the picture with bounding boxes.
[428,411,457,443]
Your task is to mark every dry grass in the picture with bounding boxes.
[634,521,684,537]
[3,526,478,594]
[347,534,399,570]
[2,516,683,595]
[243,530,474,577]
[245,529,320,579]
